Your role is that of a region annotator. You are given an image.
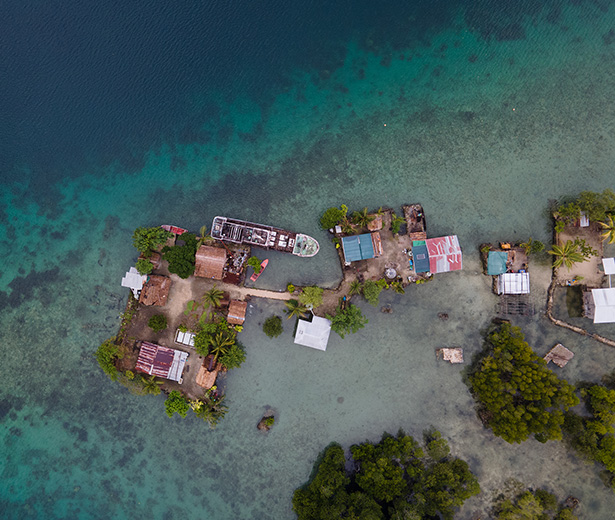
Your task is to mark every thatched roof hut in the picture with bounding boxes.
[139,275,171,306]
[194,245,227,280]
[544,343,574,367]
[195,358,223,389]
[367,214,383,231]
[227,300,247,325]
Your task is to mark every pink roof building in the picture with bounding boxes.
[426,236,463,273]
[135,342,188,382]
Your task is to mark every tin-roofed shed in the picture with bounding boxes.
[412,240,431,273]
[341,233,381,264]
[135,342,188,382]
[426,236,463,273]
[497,272,530,295]
[227,300,247,325]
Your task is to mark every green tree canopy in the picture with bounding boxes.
[148,314,167,332]
[162,232,197,278]
[164,391,190,418]
[326,304,368,338]
[218,342,246,370]
[362,280,383,306]
[493,486,578,520]
[263,315,283,338]
[247,256,262,274]
[294,431,479,520]
[299,286,324,309]
[132,226,172,255]
[94,338,123,381]
[468,323,579,444]
[320,205,348,230]
[285,299,309,320]
[194,319,236,357]
[135,258,154,275]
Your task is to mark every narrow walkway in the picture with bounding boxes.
[219,282,293,301]
[545,280,615,349]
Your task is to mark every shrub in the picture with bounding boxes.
[320,206,346,229]
[148,314,167,332]
[263,315,283,338]
[362,280,382,306]
[264,416,275,427]
[326,304,368,338]
[162,233,197,279]
[136,258,154,275]
[95,338,123,381]
[247,256,262,274]
[164,391,190,418]
[286,283,295,293]
[219,342,246,370]
[132,226,172,255]
[299,286,324,309]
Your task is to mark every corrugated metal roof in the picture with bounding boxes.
[294,316,332,351]
[497,272,530,294]
[426,236,463,273]
[412,241,430,273]
[487,251,508,275]
[135,342,188,382]
[592,288,615,323]
[342,234,375,263]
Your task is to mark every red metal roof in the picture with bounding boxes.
[426,236,462,273]
[135,342,188,382]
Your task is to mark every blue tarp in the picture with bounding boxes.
[342,234,375,262]
[487,251,508,275]
[412,240,430,273]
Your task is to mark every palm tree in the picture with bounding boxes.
[547,240,586,269]
[208,331,235,365]
[140,374,163,396]
[195,395,228,428]
[340,217,356,235]
[599,215,615,244]
[197,225,210,248]
[348,280,362,296]
[285,299,308,320]
[202,285,224,309]
[352,207,375,228]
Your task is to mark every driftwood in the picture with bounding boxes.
[546,280,615,348]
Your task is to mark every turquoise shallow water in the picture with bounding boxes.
[3,2,615,518]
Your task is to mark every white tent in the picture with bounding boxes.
[294,316,332,351]
[497,272,530,295]
[603,258,615,287]
[121,266,147,298]
[591,288,615,323]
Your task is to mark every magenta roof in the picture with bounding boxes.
[135,342,188,382]
[426,236,462,273]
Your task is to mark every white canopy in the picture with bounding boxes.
[294,316,332,351]
[602,258,615,275]
[497,272,530,295]
[592,288,615,323]
[121,267,147,298]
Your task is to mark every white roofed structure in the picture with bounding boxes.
[294,316,332,351]
[497,272,530,295]
[591,288,615,323]
[121,267,147,298]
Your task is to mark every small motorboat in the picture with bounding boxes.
[250,258,269,282]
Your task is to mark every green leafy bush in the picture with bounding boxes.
[132,226,172,255]
[299,286,324,309]
[494,487,578,520]
[263,315,283,338]
[164,391,190,418]
[468,323,579,444]
[362,279,383,306]
[247,256,262,274]
[286,283,295,293]
[219,342,246,370]
[148,314,167,332]
[320,206,346,229]
[135,258,154,275]
[264,416,275,427]
[162,233,197,278]
[326,304,368,339]
[95,338,123,381]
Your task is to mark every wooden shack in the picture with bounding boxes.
[227,300,247,325]
[196,355,223,389]
[139,275,171,306]
[194,245,227,280]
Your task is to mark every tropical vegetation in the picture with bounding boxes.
[293,430,479,520]
[467,323,579,444]
[519,237,545,255]
[326,304,368,338]
[553,189,615,224]
[164,391,190,418]
[599,214,615,244]
[493,485,578,520]
[263,315,284,338]
[548,238,597,270]
[148,314,167,332]
[352,207,374,228]
[135,258,154,275]
[95,338,122,381]
[247,256,262,275]
[191,394,228,428]
[202,285,224,310]
[320,204,348,229]
[285,299,309,320]
[362,279,385,306]
[162,232,198,278]
[299,286,324,309]
[132,226,172,256]
[390,212,405,235]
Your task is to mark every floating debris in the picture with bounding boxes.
[436,348,464,364]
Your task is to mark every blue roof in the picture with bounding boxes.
[342,234,375,262]
[487,251,508,275]
[412,240,430,273]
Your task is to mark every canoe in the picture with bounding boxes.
[250,258,269,282]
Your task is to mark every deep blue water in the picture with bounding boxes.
[3,0,615,518]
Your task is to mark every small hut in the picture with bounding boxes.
[139,275,171,306]
[196,356,222,389]
[584,287,615,323]
[227,300,247,325]
[436,348,464,364]
[194,245,227,280]
[544,344,574,368]
[135,341,188,382]
[367,214,383,231]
